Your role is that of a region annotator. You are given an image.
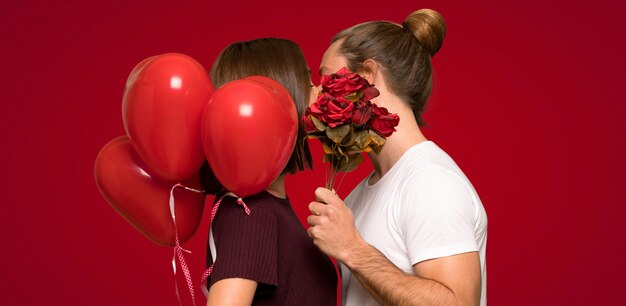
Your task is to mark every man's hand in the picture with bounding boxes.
[307,187,366,262]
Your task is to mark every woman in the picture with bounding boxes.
[307,9,488,306]
[203,38,337,306]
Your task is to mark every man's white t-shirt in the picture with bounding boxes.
[341,141,487,306]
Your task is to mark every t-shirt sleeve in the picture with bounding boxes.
[399,165,479,266]
[208,198,278,289]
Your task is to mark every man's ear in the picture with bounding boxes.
[361,59,379,84]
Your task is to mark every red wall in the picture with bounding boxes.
[2,0,625,305]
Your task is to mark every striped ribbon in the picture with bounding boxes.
[169,183,204,306]
[200,192,250,297]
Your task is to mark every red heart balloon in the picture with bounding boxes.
[94,136,205,246]
[123,53,213,181]
[201,76,298,197]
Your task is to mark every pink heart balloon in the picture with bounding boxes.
[94,136,205,246]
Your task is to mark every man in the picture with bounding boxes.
[307,11,488,304]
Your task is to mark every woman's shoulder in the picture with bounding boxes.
[215,190,281,207]
[212,192,279,225]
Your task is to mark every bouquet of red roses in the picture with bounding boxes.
[302,68,399,189]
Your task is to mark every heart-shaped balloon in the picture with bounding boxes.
[201,76,298,197]
[94,136,205,246]
[123,53,213,181]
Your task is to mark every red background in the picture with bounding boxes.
[2,0,625,305]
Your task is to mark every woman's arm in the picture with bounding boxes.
[206,278,257,306]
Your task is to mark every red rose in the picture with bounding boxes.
[320,68,380,103]
[351,100,373,126]
[302,114,318,133]
[308,93,354,128]
[301,67,400,182]
[368,104,400,137]
[320,68,367,98]
[361,86,380,101]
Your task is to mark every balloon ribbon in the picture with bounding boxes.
[200,192,250,297]
[169,183,203,306]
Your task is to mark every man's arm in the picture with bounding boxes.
[345,239,481,306]
[308,188,481,306]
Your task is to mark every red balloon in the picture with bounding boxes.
[245,76,294,109]
[201,76,298,197]
[123,53,213,181]
[94,136,205,246]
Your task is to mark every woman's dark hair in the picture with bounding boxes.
[332,9,446,126]
[203,38,314,194]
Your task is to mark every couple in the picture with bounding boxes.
[203,8,488,306]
